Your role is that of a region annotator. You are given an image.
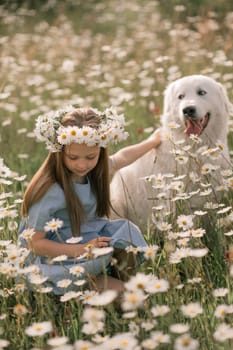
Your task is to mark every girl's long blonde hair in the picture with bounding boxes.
[21,108,111,236]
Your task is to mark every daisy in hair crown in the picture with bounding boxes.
[34,105,129,152]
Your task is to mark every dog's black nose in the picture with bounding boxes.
[183,106,196,118]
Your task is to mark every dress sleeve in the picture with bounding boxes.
[27,184,65,232]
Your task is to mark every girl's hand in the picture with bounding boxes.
[87,236,112,248]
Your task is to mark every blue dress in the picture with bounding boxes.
[18,178,147,294]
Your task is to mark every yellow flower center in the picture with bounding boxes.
[129,294,138,303]
[71,130,77,136]
[86,244,94,249]
[182,338,191,346]
[120,340,129,346]
[9,254,17,260]
[146,248,153,256]
[14,304,26,314]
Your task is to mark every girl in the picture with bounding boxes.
[18,106,161,295]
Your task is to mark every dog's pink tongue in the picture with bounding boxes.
[185,120,201,136]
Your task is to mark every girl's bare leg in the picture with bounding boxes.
[94,274,124,293]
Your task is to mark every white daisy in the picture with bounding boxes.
[156,221,172,232]
[213,323,233,342]
[44,218,63,232]
[125,273,152,292]
[170,323,190,334]
[174,333,199,350]
[201,163,218,174]
[69,265,85,276]
[25,321,52,337]
[151,331,170,344]
[151,305,170,317]
[51,255,68,262]
[145,278,169,294]
[0,339,10,348]
[60,291,82,302]
[212,288,229,297]
[66,236,83,243]
[20,228,35,240]
[141,338,159,349]
[169,248,190,264]
[214,304,233,318]
[56,279,72,289]
[181,302,203,318]
[82,306,105,322]
[188,248,208,258]
[224,230,233,236]
[122,290,147,311]
[57,127,71,145]
[86,290,118,306]
[73,340,94,349]
[109,332,138,350]
[47,336,69,347]
[28,274,48,285]
[191,228,206,238]
[177,215,194,230]
[142,245,159,260]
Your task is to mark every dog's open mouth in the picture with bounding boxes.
[184,113,210,136]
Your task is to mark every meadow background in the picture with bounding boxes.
[0,0,233,349]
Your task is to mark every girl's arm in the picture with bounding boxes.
[28,230,111,258]
[110,128,161,172]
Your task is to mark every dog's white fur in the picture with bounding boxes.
[110,75,232,229]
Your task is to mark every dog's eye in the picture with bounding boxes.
[198,89,207,96]
[178,94,185,100]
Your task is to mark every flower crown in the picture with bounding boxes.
[34,105,129,152]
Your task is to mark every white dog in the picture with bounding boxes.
[110,75,232,229]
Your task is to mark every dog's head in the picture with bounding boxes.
[162,75,232,140]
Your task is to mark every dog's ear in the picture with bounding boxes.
[161,81,177,125]
[163,82,175,115]
[217,82,233,117]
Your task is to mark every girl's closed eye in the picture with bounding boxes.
[66,155,97,161]
[68,155,78,161]
[87,155,98,160]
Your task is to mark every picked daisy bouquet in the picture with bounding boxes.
[34,105,129,152]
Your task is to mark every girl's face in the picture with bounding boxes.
[63,143,100,182]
